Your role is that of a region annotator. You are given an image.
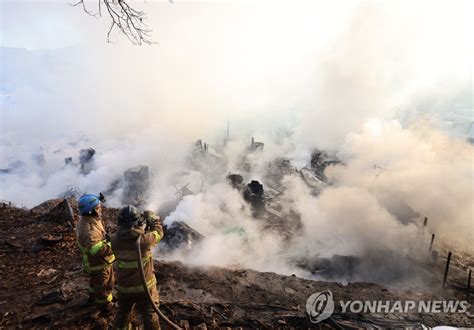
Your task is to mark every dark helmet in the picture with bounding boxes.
[118,205,144,226]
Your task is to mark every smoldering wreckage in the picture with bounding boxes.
[0,137,473,328]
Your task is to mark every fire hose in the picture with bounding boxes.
[136,235,182,330]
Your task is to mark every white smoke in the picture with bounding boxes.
[0,1,472,285]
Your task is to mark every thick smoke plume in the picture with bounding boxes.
[1,1,472,286]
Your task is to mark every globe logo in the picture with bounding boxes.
[306,290,335,323]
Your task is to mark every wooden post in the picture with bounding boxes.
[65,199,75,231]
[443,251,452,288]
[429,234,435,251]
[423,217,428,227]
[467,269,472,301]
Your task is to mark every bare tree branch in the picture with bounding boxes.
[72,0,156,45]
[72,0,98,17]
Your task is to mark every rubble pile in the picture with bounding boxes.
[226,173,244,190]
[122,165,150,206]
[159,221,205,253]
[243,180,266,216]
[187,140,226,177]
[309,150,340,181]
[79,148,95,175]
[1,139,473,327]
[0,201,472,328]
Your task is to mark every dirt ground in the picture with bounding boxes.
[0,199,472,328]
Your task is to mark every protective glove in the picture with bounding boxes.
[143,210,160,230]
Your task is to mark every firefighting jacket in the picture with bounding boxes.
[111,212,163,294]
[76,215,115,273]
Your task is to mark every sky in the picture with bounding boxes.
[1,1,472,143]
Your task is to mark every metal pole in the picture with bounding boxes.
[443,251,452,288]
[429,234,435,251]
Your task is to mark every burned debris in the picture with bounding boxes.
[1,136,474,329]
[265,157,296,187]
[122,165,150,207]
[243,180,265,216]
[187,139,226,176]
[39,233,64,246]
[309,150,340,181]
[174,183,193,199]
[79,148,95,174]
[194,139,208,154]
[159,221,205,253]
[226,173,244,190]
[299,168,324,192]
[39,198,76,227]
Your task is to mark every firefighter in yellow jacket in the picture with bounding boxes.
[112,205,164,330]
[76,194,115,310]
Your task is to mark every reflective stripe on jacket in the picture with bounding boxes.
[112,219,163,294]
[76,215,115,273]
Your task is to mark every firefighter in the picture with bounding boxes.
[112,206,164,330]
[76,194,115,311]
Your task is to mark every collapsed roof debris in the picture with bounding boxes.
[174,183,193,199]
[243,180,265,216]
[39,199,75,227]
[226,173,244,190]
[299,168,324,192]
[78,148,95,174]
[265,157,296,189]
[158,221,205,253]
[188,139,226,176]
[122,165,150,207]
[309,150,340,181]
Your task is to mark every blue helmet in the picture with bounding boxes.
[78,194,101,215]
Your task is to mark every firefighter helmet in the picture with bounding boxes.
[118,205,144,226]
[78,194,101,216]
